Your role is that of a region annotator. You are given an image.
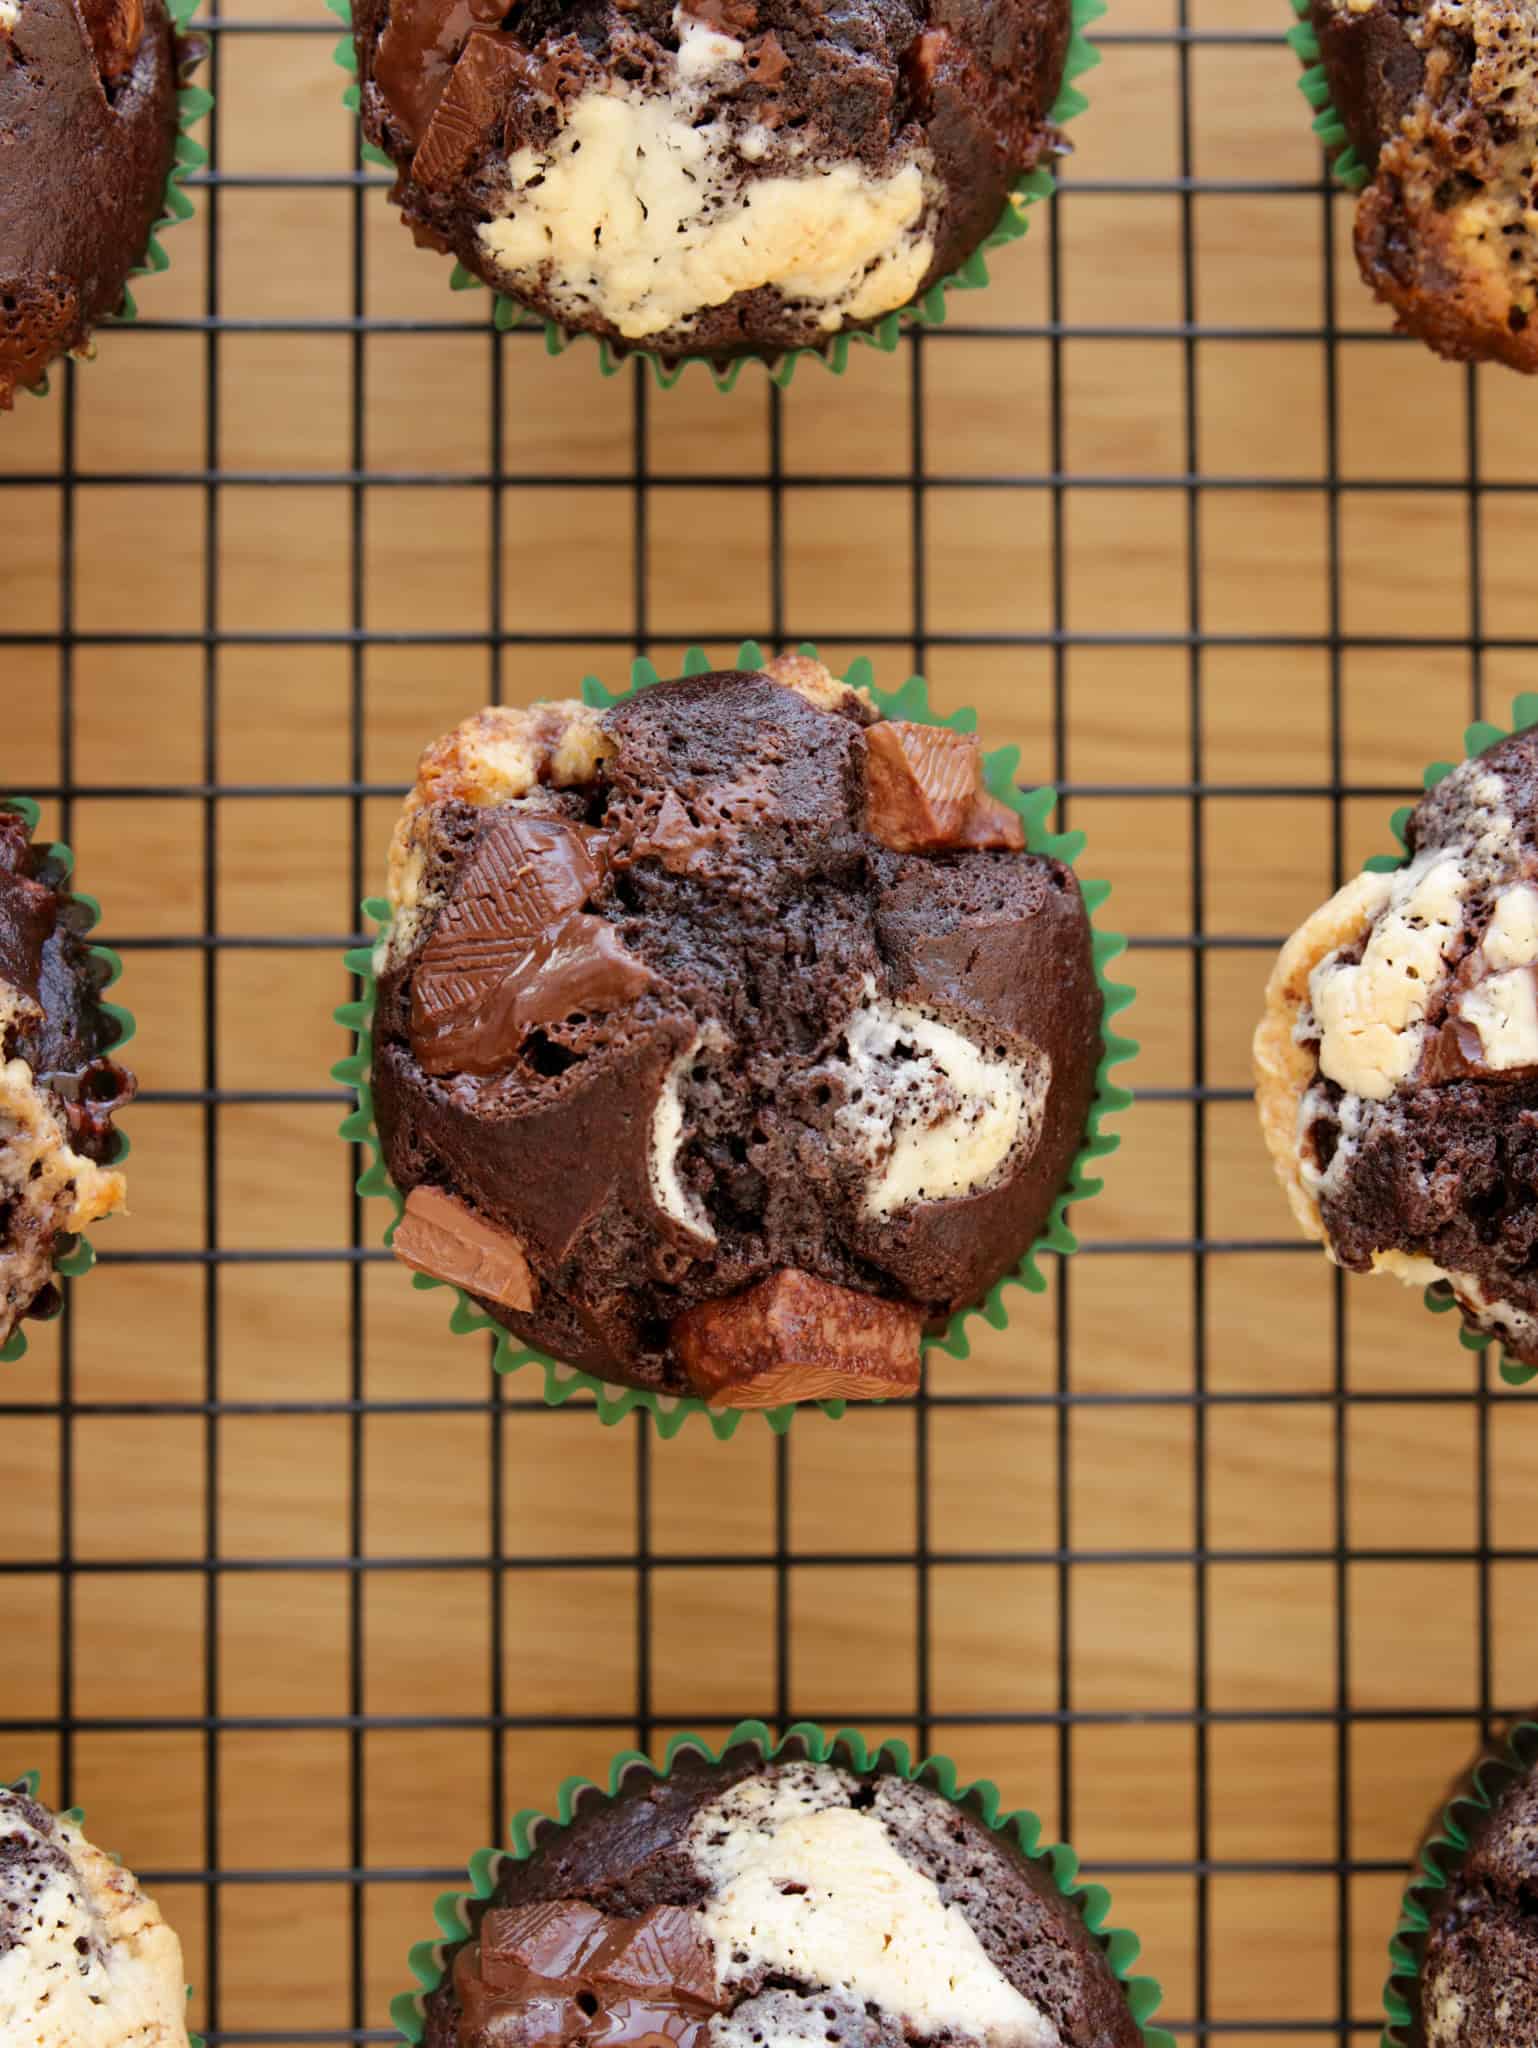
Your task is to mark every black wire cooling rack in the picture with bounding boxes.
[5,2,1534,2044]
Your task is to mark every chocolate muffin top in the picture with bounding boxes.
[1255,726,1538,1371]
[421,1748,1144,2048]
[1411,1743,1538,2047]
[370,658,1103,1407]
[0,0,188,408]
[352,0,1071,362]
[0,804,135,1349]
[1309,0,1538,371]
[0,1779,190,2045]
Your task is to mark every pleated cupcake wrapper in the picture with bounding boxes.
[0,797,135,1368]
[392,1718,1173,2048]
[328,0,1102,392]
[1357,692,1538,1389]
[1381,1717,1538,2046]
[1284,0,1370,192]
[7,1769,203,2044]
[333,641,1135,1439]
[23,1,213,404]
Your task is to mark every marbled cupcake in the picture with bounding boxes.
[352,0,1071,364]
[1397,1731,1538,2047]
[0,0,193,406]
[1308,0,1538,371]
[0,803,134,1350]
[371,657,1103,1408]
[420,1750,1144,2048]
[1255,726,1538,1371]
[0,1779,191,2046]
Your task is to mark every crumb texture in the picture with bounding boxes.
[1416,1762,1538,2046]
[371,668,1102,1400]
[0,1783,191,2048]
[1312,0,1538,369]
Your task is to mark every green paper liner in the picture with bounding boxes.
[391,1718,1174,2048]
[5,1768,203,2045]
[1353,693,1538,1390]
[22,0,213,406]
[333,641,1136,1439]
[327,0,1103,391]
[1284,0,1370,193]
[1381,1717,1538,2047]
[0,797,136,1367]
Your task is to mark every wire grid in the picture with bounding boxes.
[4,0,1536,2043]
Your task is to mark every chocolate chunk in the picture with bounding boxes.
[864,723,1024,854]
[671,1267,923,1408]
[455,1944,588,2048]
[390,1184,537,1311]
[586,2001,708,2048]
[622,792,719,877]
[481,1903,612,1989]
[375,0,510,145]
[589,1907,716,2012]
[411,29,528,190]
[411,813,654,1077]
[457,1903,719,2048]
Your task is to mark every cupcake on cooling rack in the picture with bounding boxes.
[1300,1,1538,371]
[361,655,1114,1413]
[0,1775,192,2045]
[0,0,204,406]
[1255,719,1538,1374]
[1381,1718,1538,2047]
[0,798,135,1356]
[396,1724,1170,2048]
[350,0,1080,369]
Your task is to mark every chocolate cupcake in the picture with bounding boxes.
[1299,1,1538,372]
[0,798,135,1357]
[1382,1720,1538,2048]
[0,1776,192,2045]
[362,655,1113,1414]
[397,1726,1169,2048]
[349,0,1078,369]
[0,0,202,407]
[1254,722,1538,1375]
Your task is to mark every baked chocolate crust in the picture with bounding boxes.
[0,0,189,408]
[371,668,1103,1400]
[1410,1736,1538,2048]
[352,0,1071,363]
[1310,0,1538,372]
[0,805,134,1344]
[420,1746,1144,2048]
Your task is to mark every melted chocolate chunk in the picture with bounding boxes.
[410,813,655,1077]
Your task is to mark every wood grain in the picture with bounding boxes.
[1,2,1529,2041]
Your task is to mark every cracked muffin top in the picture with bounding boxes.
[370,658,1103,1408]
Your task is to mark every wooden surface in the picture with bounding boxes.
[6,0,1538,2041]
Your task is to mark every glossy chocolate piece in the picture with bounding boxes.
[390,1183,537,1309]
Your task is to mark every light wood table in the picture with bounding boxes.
[5,0,1537,2040]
